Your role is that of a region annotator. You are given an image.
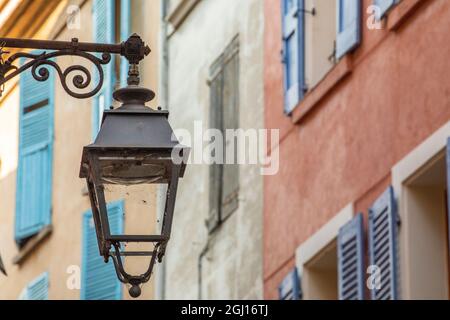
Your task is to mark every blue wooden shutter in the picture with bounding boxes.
[374,0,397,20]
[368,186,399,300]
[278,268,302,300]
[336,0,361,59]
[26,272,49,300]
[338,213,365,300]
[281,0,305,114]
[120,0,131,87]
[81,200,124,300]
[16,57,54,241]
[92,0,116,138]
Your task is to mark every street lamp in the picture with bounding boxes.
[0,34,189,297]
[79,84,189,297]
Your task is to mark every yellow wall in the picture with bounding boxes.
[0,0,160,300]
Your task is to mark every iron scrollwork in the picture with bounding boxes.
[0,49,111,99]
[0,34,150,98]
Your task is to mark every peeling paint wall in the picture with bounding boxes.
[164,0,264,299]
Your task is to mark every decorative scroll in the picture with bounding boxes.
[0,49,111,99]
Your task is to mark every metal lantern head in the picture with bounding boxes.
[79,85,189,297]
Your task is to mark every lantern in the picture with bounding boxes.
[79,85,189,297]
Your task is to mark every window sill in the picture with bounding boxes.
[291,55,353,124]
[388,0,427,31]
[167,0,201,35]
[13,225,53,265]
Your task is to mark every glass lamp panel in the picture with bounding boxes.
[103,182,166,237]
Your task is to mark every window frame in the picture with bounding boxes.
[392,120,450,299]
[295,203,353,299]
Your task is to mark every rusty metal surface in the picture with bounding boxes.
[0,34,150,98]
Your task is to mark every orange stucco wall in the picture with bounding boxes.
[264,0,450,299]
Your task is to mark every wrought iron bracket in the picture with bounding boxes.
[0,33,151,98]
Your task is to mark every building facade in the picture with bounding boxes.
[0,0,160,299]
[159,0,264,299]
[265,0,450,299]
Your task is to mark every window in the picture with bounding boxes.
[16,54,54,243]
[301,213,365,300]
[92,0,130,138]
[304,0,337,89]
[207,37,240,233]
[281,0,361,113]
[81,200,124,300]
[400,151,449,299]
[19,272,49,300]
[296,204,366,300]
[303,240,339,299]
[392,124,450,300]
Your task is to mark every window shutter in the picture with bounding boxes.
[278,268,302,300]
[16,56,54,241]
[281,0,305,113]
[81,200,124,300]
[336,0,361,59]
[25,272,49,300]
[338,213,365,300]
[207,65,223,233]
[221,40,239,221]
[120,0,131,87]
[92,0,115,138]
[374,0,397,20]
[368,186,399,300]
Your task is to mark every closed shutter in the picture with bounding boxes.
[338,213,365,300]
[336,0,361,59]
[281,0,305,113]
[221,40,239,221]
[278,268,301,300]
[22,272,49,300]
[81,200,124,300]
[368,186,399,300]
[120,0,131,87]
[92,0,115,138]
[16,56,54,241]
[207,38,240,232]
[374,0,397,20]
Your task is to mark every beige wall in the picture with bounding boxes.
[164,0,264,299]
[0,0,160,300]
